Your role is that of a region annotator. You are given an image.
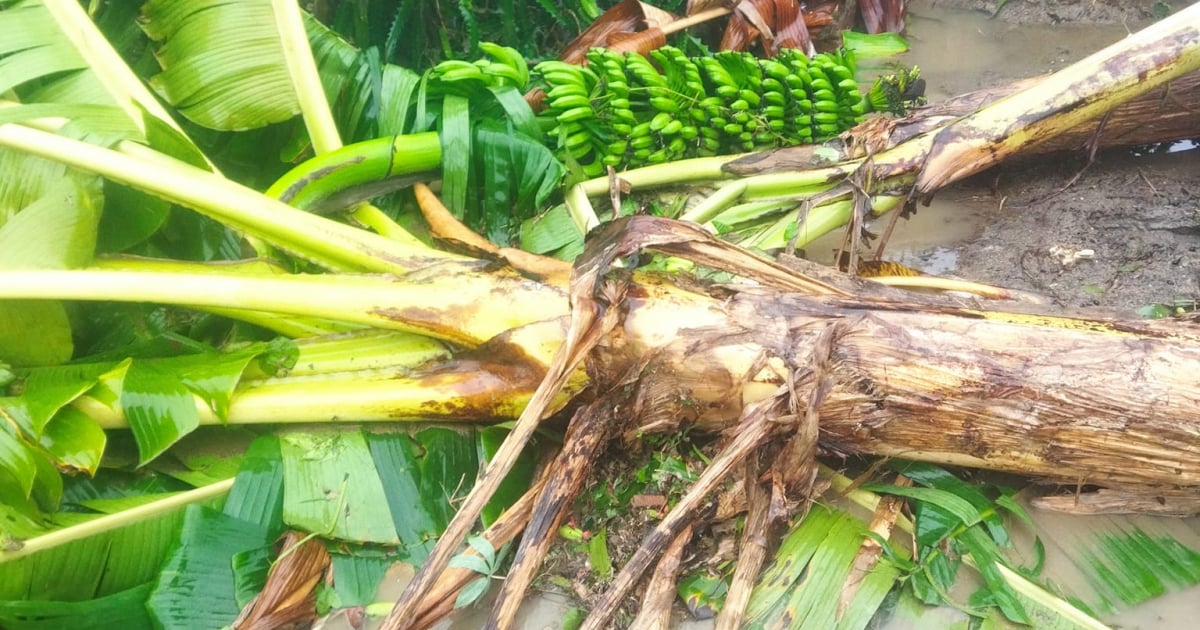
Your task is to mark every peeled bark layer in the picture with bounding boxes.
[601,234,1200,492]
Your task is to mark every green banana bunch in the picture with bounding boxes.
[534,46,872,173]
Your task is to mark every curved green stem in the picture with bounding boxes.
[679,180,747,224]
[746,195,903,251]
[266,133,443,210]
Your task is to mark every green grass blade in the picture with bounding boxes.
[836,558,903,630]
[960,525,1028,623]
[862,484,983,530]
[1084,527,1200,607]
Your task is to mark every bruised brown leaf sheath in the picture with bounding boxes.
[559,0,677,63]
[601,249,1200,490]
[233,532,330,630]
[381,230,629,630]
[839,475,910,616]
[715,455,770,630]
[486,400,614,629]
[389,212,1200,628]
[409,473,550,630]
[414,183,572,285]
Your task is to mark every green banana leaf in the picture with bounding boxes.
[0,179,100,366]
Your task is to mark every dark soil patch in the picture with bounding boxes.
[951,148,1200,313]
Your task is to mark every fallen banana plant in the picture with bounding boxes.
[1,3,1199,629]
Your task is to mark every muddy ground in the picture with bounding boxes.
[948,147,1200,313]
[933,0,1171,25]
[900,0,1200,314]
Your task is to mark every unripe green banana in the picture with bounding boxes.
[648,97,680,114]
[557,106,594,123]
[533,45,874,171]
[551,94,593,111]
[479,42,529,88]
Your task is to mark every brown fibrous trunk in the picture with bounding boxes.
[593,219,1200,495]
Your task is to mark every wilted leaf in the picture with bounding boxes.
[747,504,876,626]
[474,123,565,245]
[233,531,330,630]
[38,407,106,475]
[479,425,538,526]
[120,361,200,466]
[330,552,392,607]
[439,94,472,215]
[142,0,299,130]
[559,0,679,63]
[960,526,1028,623]
[842,31,910,58]
[0,180,101,366]
[2,480,227,602]
[223,435,285,534]
[862,484,982,531]
[0,427,37,499]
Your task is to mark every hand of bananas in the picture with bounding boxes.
[431,42,531,90]
[536,46,873,176]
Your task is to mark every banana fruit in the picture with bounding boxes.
[534,46,869,173]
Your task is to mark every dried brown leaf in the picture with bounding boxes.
[771,0,815,55]
[560,0,678,63]
[233,532,331,630]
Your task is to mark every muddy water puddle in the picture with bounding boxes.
[802,192,998,276]
[904,0,1142,98]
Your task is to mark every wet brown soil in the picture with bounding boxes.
[951,147,1200,313]
[932,0,1170,25]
